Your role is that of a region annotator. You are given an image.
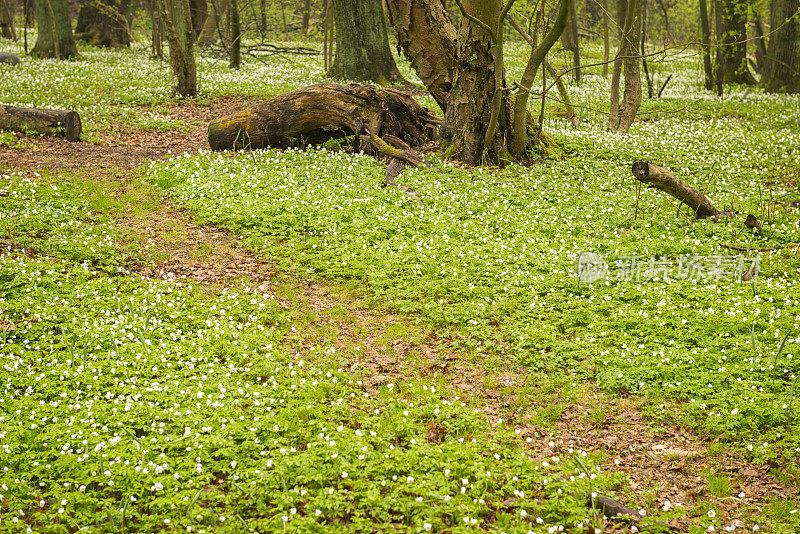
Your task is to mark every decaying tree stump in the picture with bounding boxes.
[0,105,82,141]
[631,160,721,219]
[207,83,439,151]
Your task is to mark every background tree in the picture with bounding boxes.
[197,0,230,45]
[764,0,800,92]
[158,0,198,96]
[328,0,405,84]
[715,0,755,84]
[0,0,16,40]
[608,0,642,133]
[31,0,78,59]
[75,0,133,47]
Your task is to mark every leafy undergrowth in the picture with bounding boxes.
[0,258,616,532]
[148,89,800,486]
[0,172,632,534]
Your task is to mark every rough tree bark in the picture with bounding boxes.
[159,0,198,97]
[328,0,405,84]
[207,83,439,150]
[384,0,457,113]
[0,105,82,141]
[608,0,641,133]
[439,0,514,165]
[716,0,755,84]
[75,0,133,47]
[765,0,800,93]
[31,0,78,59]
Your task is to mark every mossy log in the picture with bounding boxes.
[0,52,20,65]
[0,105,82,141]
[207,83,439,151]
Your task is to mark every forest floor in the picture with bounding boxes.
[2,96,795,532]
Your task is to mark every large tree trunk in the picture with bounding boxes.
[384,0,457,113]
[0,0,16,40]
[31,0,78,59]
[159,0,198,97]
[716,0,755,84]
[75,0,132,47]
[207,83,439,151]
[440,0,513,165]
[0,105,82,141]
[328,0,405,84]
[765,0,800,93]
[699,0,714,89]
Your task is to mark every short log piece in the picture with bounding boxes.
[0,52,20,65]
[0,105,82,141]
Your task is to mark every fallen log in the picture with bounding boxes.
[207,82,439,151]
[0,105,82,141]
[631,160,721,219]
[0,52,20,65]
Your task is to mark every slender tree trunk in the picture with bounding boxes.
[229,0,240,68]
[510,0,571,156]
[301,0,311,33]
[618,0,641,132]
[608,0,641,133]
[75,0,133,47]
[714,0,723,94]
[159,0,198,97]
[328,0,405,84]
[640,0,652,97]
[440,0,513,165]
[198,0,230,45]
[602,0,610,75]
[699,0,714,89]
[765,0,800,92]
[260,0,266,35]
[752,12,768,76]
[0,0,16,40]
[384,0,457,113]
[31,0,78,59]
[190,0,207,36]
[150,0,165,58]
[568,0,581,80]
[717,0,755,84]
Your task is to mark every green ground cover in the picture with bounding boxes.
[1,34,799,532]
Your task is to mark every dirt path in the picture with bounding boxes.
[2,99,795,532]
